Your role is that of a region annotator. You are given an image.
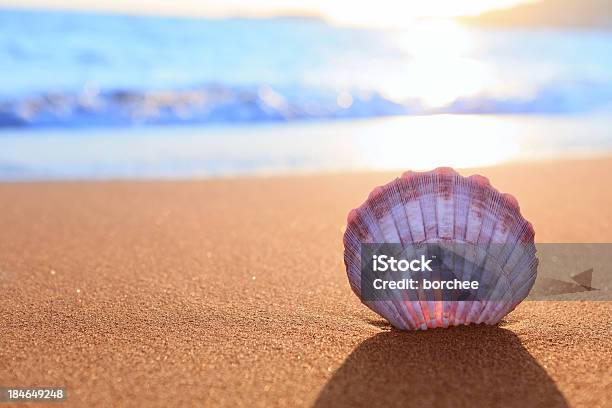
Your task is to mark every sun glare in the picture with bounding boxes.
[378,20,493,108]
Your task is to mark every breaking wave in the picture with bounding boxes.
[1,81,611,128]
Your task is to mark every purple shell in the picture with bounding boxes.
[343,167,537,330]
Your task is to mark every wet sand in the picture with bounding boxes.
[0,157,611,407]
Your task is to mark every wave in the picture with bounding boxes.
[1,81,611,129]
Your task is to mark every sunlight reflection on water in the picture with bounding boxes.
[351,115,521,170]
[0,113,611,180]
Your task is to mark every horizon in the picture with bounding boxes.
[0,0,535,28]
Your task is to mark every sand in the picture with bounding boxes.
[0,157,611,407]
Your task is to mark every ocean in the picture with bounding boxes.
[1,8,612,179]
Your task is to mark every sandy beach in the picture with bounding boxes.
[0,157,611,407]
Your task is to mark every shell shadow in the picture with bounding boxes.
[314,325,568,408]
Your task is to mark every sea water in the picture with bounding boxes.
[1,9,611,179]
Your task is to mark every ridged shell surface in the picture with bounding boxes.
[343,167,537,330]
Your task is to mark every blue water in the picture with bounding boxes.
[1,113,612,180]
[1,8,612,128]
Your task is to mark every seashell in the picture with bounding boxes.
[343,167,537,330]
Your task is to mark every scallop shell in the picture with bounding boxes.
[343,167,537,330]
